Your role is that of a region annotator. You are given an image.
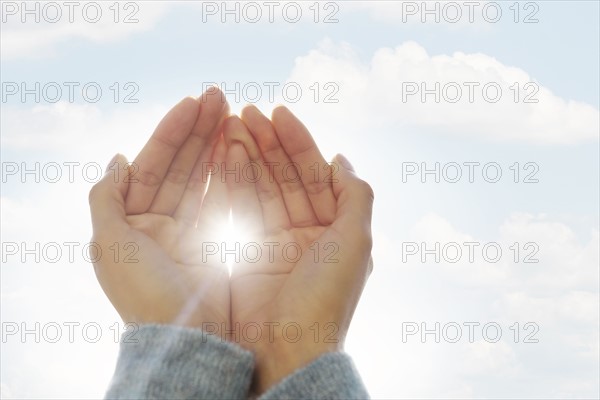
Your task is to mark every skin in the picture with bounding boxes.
[89,89,232,334]
[224,105,374,393]
[88,96,374,394]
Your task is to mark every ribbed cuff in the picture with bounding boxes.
[105,324,254,400]
[259,352,369,400]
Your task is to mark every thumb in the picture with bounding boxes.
[331,153,374,234]
[89,154,131,234]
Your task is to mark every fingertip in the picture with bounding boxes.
[104,153,129,181]
[223,115,243,143]
[241,103,261,120]
[105,153,120,174]
[200,85,227,106]
[112,154,131,197]
[90,153,130,216]
[116,153,128,164]
[271,104,289,120]
[179,95,201,110]
[181,95,199,103]
[162,96,201,130]
[226,114,242,123]
[334,153,355,172]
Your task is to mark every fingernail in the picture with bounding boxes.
[336,153,354,171]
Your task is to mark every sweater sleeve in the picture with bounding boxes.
[105,324,254,400]
[258,352,369,400]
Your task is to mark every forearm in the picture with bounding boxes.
[105,324,254,400]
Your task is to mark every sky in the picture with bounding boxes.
[1,1,599,398]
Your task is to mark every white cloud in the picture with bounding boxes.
[354,212,599,397]
[391,211,600,290]
[459,340,521,376]
[1,2,168,60]
[1,102,166,160]
[285,39,599,145]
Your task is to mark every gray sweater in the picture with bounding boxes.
[105,324,369,399]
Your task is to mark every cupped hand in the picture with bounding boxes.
[223,105,374,393]
[88,89,232,333]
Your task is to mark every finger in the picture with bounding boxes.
[223,114,291,234]
[125,96,201,215]
[149,88,229,216]
[309,153,373,286]
[226,141,264,237]
[271,105,337,225]
[89,154,131,237]
[241,105,318,227]
[193,137,229,229]
[330,153,374,247]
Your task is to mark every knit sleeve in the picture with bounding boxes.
[258,352,369,400]
[105,324,254,400]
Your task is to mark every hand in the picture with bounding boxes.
[223,105,374,393]
[88,89,232,333]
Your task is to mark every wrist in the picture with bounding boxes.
[252,328,342,394]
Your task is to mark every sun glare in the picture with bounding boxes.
[215,211,250,275]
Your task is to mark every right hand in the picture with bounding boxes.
[88,89,232,333]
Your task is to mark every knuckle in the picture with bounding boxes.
[305,179,330,196]
[136,169,162,188]
[164,167,189,185]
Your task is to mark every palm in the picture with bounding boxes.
[116,213,230,326]
[230,225,327,327]
[220,106,347,351]
[90,92,232,328]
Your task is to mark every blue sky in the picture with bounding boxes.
[1,1,599,398]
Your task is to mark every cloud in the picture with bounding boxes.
[391,211,599,291]
[285,39,599,145]
[1,102,166,160]
[1,2,168,60]
[354,212,599,398]
[459,340,521,376]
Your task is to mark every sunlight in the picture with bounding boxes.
[214,211,250,276]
